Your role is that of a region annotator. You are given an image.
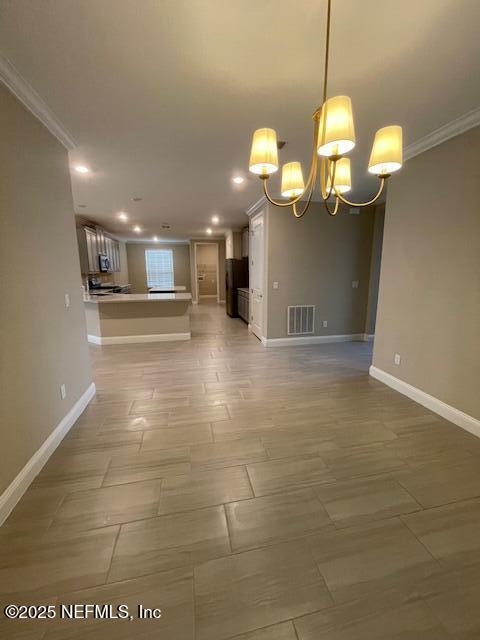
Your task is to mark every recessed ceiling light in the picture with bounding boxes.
[153,236,159,242]
[206,228,213,235]
[211,216,219,224]
[133,225,142,233]
[118,212,128,221]
[233,176,244,184]
[74,165,90,174]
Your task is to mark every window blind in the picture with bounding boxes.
[145,249,174,288]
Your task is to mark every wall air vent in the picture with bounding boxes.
[287,305,315,335]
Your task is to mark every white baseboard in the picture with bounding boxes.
[369,366,480,438]
[0,382,96,527]
[362,333,375,342]
[262,333,365,347]
[88,332,191,345]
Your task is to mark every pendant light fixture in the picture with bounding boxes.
[248,0,403,217]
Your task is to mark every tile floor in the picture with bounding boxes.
[2,302,480,639]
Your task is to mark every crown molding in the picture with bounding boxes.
[405,106,480,161]
[0,54,76,150]
[245,196,267,218]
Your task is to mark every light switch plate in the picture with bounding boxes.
[60,384,67,399]
[394,353,401,365]
[352,280,359,289]
[64,293,70,308]
[273,281,279,289]
[322,320,328,328]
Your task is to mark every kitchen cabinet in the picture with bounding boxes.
[237,288,249,323]
[77,225,121,274]
[77,226,99,273]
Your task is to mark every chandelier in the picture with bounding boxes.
[248,0,403,218]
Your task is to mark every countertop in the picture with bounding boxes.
[84,292,192,304]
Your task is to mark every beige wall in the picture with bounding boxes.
[265,201,376,339]
[0,85,92,495]
[190,238,226,303]
[365,204,385,335]
[373,127,480,419]
[126,242,191,293]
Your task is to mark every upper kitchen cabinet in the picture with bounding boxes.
[77,225,121,274]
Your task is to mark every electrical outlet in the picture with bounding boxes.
[60,384,67,399]
[394,353,401,365]
[322,320,328,328]
[352,280,359,289]
[273,281,279,289]
[64,293,70,308]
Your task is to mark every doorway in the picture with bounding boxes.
[194,242,219,304]
[249,210,265,340]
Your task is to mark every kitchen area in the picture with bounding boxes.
[77,222,192,344]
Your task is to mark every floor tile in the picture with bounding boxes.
[108,505,230,582]
[141,423,213,450]
[33,452,111,492]
[191,438,267,471]
[50,480,162,533]
[320,442,406,480]
[103,447,190,486]
[0,526,119,598]
[395,461,480,508]
[195,540,332,640]
[294,585,450,639]
[99,413,169,433]
[159,466,253,514]
[227,621,298,640]
[332,420,398,447]
[247,457,334,496]
[167,405,229,425]
[314,476,421,528]
[42,568,194,640]
[226,489,332,551]
[415,564,480,638]
[130,397,190,413]
[307,518,439,603]
[403,498,480,568]
[1,486,66,537]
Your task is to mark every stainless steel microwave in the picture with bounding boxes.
[98,254,110,272]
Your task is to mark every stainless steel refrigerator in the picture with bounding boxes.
[225,258,248,317]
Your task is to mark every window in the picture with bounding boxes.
[145,249,174,288]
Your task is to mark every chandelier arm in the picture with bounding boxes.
[320,157,337,200]
[291,159,318,218]
[322,195,340,216]
[262,179,304,207]
[335,178,387,207]
[262,117,319,209]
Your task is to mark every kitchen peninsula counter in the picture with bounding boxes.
[84,292,192,344]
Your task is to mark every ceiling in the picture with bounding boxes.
[1,0,479,241]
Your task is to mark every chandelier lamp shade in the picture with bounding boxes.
[248,0,403,218]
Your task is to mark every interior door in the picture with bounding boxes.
[250,211,264,340]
